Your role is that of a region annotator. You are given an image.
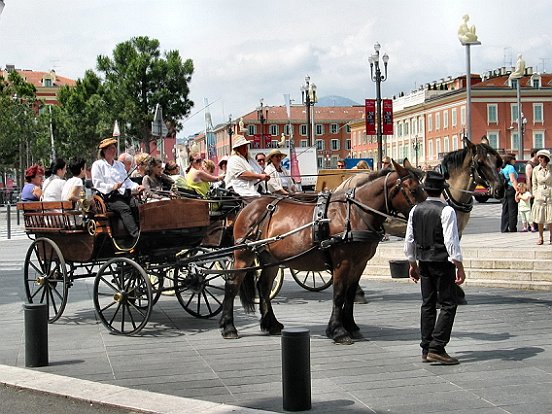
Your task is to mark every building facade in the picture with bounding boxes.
[351,67,552,168]
[193,105,363,169]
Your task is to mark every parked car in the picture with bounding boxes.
[473,160,527,203]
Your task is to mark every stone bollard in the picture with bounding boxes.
[24,303,49,367]
[282,328,311,411]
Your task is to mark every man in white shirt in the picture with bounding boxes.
[91,137,143,238]
[225,135,269,197]
[404,171,466,365]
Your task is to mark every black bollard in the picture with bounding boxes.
[24,303,49,367]
[282,328,311,411]
[6,203,11,240]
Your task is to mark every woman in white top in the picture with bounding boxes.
[224,135,269,197]
[42,158,67,201]
[264,149,293,195]
[61,158,86,202]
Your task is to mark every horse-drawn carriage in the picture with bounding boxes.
[17,194,243,335]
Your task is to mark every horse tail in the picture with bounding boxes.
[239,270,257,313]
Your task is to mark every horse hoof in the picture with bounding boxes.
[221,330,239,339]
[333,335,354,345]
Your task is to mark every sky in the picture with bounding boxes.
[1,0,552,139]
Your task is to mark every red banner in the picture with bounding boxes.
[365,99,376,135]
[382,99,393,135]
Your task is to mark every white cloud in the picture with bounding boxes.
[1,0,551,137]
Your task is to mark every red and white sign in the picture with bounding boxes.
[365,99,376,135]
[382,99,393,135]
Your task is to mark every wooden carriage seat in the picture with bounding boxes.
[17,201,84,233]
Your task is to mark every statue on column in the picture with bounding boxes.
[509,54,526,79]
[458,14,479,44]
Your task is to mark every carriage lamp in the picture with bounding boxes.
[301,75,317,148]
[369,42,389,170]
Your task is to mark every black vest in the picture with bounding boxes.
[413,200,449,262]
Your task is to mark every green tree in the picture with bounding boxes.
[0,71,51,185]
[96,36,194,153]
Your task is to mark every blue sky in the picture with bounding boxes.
[1,0,551,137]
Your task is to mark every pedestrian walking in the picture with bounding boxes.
[404,171,466,365]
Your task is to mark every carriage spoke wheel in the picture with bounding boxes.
[93,257,152,335]
[253,262,285,304]
[175,248,228,319]
[290,268,333,292]
[24,238,68,323]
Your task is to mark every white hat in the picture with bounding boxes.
[536,149,551,162]
[218,156,229,166]
[232,135,251,149]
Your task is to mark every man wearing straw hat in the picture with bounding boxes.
[91,137,143,239]
[225,135,269,197]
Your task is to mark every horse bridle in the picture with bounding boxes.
[345,171,418,222]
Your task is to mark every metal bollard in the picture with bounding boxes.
[24,303,49,367]
[282,328,311,411]
[7,203,11,239]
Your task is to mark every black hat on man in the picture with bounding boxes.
[424,171,449,191]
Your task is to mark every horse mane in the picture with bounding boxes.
[334,168,392,193]
[442,143,502,177]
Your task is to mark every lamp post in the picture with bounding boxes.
[412,135,421,168]
[227,114,234,152]
[256,98,268,148]
[301,75,317,148]
[369,42,389,170]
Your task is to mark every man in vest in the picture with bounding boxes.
[404,171,466,365]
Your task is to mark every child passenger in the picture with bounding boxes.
[515,182,536,232]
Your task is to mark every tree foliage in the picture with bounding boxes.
[0,71,51,178]
[96,36,194,152]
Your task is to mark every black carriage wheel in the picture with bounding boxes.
[93,257,152,335]
[175,248,228,319]
[23,238,69,323]
[290,268,333,292]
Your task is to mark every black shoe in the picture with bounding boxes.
[427,351,459,365]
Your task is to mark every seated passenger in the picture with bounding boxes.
[91,137,143,239]
[142,157,174,201]
[264,149,293,195]
[185,154,223,198]
[20,164,44,201]
[225,136,269,197]
[62,157,87,202]
[42,158,67,201]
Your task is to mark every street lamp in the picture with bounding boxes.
[227,114,234,152]
[301,75,317,148]
[256,98,268,148]
[412,135,421,168]
[369,42,389,170]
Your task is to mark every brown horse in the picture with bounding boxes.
[219,161,426,344]
[440,137,504,234]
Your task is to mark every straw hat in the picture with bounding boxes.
[232,135,251,149]
[536,149,551,162]
[98,137,117,149]
[266,149,287,164]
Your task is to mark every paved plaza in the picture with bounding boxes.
[1,201,552,413]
